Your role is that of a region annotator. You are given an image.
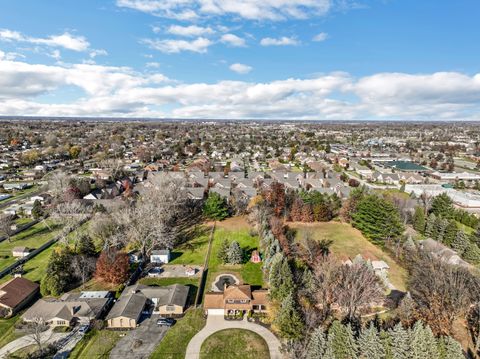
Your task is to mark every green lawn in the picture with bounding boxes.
[290,221,407,291]
[200,329,270,359]
[0,220,61,272]
[150,308,206,359]
[69,329,127,359]
[170,227,211,266]
[456,221,475,235]
[0,315,22,349]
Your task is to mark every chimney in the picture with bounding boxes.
[14,273,22,278]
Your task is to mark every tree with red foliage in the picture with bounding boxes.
[348,178,360,187]
[264,182,286,217]
[302,204,314,222]
[290,198,303,222]
[64,186,82,202]
[95,249,129,285]
[269,216,292,256]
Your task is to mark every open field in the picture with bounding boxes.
[69,329,128,359]
[200,328,270,359]
[290,221,407,291]
[150,308,206,359]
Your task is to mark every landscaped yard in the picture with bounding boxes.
[69,329,128,359]
[199,329,270,359]
[0,220,61,272]
[150,308,206,359]
[290,221,407,291]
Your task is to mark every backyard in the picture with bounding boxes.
[200,328,270,359]
[290,221,407,291]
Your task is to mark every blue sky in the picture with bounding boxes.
[0,0,479,120]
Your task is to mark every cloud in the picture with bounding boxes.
[0,29,90,52]
[116,0,331,21]
[1,57,480,120]
[89,49,108,58]
[260,36,299,46]
[313,32,328,42]
[229,63,252,74]
[167,25,215,37]
[143,37,213,53]
[220,33,246,47]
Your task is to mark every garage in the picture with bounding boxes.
[207,309,225,316]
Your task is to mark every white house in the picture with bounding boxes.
[150,250,171,264]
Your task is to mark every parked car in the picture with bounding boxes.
[78,324,90,333]
[156,317,175,327]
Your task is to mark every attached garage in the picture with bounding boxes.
[207,309,225,316]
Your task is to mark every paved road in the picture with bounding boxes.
[185,315,282,359]
[0,329,69,359]
[109,315,169,359]
[52,328,86,359]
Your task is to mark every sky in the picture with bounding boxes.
[0,0,479,120]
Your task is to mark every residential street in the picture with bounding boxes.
[109,315,169,359]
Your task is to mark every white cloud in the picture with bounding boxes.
[313,32,328,42]
[229,63,252,74]
[220,33,246,47]
[0,58,480,120]
[146,62,161,68]
[0,29,90,52]
[89,49,108,58]
[167,25,215,37]
[260,36,299,46]
[116,0,331,21]
[143,37,212,53]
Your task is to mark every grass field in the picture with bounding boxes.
[150,308,206,359]
[0,220,61,272]
[69,329,127,359]
[0,315,22,349]
[199,329,270,359]
[290,221,407,291]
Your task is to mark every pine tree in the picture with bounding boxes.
[227,240,243,264]
[274,292,305,340]
[203,192,229,220]
[412,206,425,233]
[443,220,458,246]
[217,239,230,263]
[306,327,327,359]
[77,235,96,257]
[40,248,74,296]
[430,193,454,219]
[390,323,411,359]
[451,231,468,256]
[424,213,436,238]
[328,321,358,359]
[31,199,44,220]
[358,323,385,359]
[411,321,438,359]
[436,218,449,243]
[437,336,464,359]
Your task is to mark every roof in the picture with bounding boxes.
[0,277,39,309]
[151,250,170,256]
[224,285,251,301]
[106,291,147,321]
[204,292,224,309]
[251,290,268,306]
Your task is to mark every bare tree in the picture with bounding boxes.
[48,171,71,199]
[312,255,342,320]
[50,201,90,244]
[72,255,96,288]
[0,214,14,242]
[24,317,50,352]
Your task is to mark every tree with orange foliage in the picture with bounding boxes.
[95,249,129,285]
[264,182,286,217]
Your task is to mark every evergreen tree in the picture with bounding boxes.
[217,239,229,264]
[436,218,449,243]
[463,241,480,265]
[424,213,436,238]
[451,231,468,255]
[443,220,458,246]
[40,248,74,296]
[390,323,411,359]
[437,336,464,359]
[412,206,426,234]
[77,235,96,257]
[269,253,295,301]
[306,327,327,359]
[411,321,438,359]
[274,292,305,339]
[328,321,358,359]
[358,323,385,359]
[227,240,243,264]
[31,200,44,220]
[430,193,454,219]
[203,192,229,220]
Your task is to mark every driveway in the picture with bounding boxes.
[0,328,69,359]
[185,315,282,359]
[52,328,86,359]
[109,315,169,359]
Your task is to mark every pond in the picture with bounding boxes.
[213,274,239,291]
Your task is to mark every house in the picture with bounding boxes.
[12,247,31,258]
[106,284,189,329]
[150,250,171,264]
[0,277,39,318]
[22,291,112,327]
[128,251,143,264]
[204,284,268,316]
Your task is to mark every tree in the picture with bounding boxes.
[451,231,468,256]
[358,324,385,359]
[227,240,243,264]
[274,292,305,339]
[217,239,230,264]
[430,193,454,219]
[203,192,229,220]
[23,317,49,353]
[437,336,464,359]
[77,235,96,257]
[306,327,327,359]
[0,215,14,242]
[412,206,426,233]
[69,145,81,159]
[389,323,411,359]
[424,213,436,238]
[269,253,295,301]
[40,248,74,296]
[72,255,96,288]
[95,249,129,285]
[411,321,439,359]
[31,200,44,220]
[351,195,404,245]
[327,321,358,359]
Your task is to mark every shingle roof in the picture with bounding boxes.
[0,277,39,309]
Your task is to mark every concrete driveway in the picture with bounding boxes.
[0,329,69,359]
[185,315,282,359]
[109,315,169,359]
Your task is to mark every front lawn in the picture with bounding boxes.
[200,329,270,359]
[0,315,22,349]
[290,221,407,291]
[150,308,206,359]
[69,329,127,359]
